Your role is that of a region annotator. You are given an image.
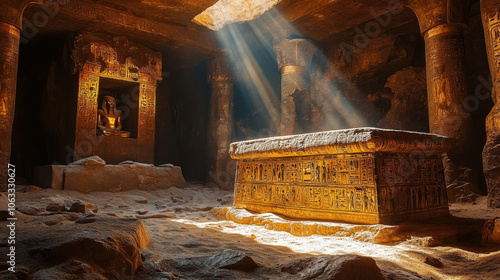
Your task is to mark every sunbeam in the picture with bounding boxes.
[212,6,371,137]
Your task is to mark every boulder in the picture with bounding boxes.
[483,218,500,244]
[424,256,443,268]
[119,161,154,167]
[160,250,258,277]
[68,200,99,214]
[31,260,107,280]
[45,197,66,212]
[280,255,385,280]
[24,185,42,192]
[18,217,150,279]
[205,250,258,272]
[70,156,106,166]
[125,195,148,204]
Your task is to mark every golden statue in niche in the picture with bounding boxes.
[97,96,131,138]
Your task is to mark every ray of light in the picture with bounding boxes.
[212,6,373,137]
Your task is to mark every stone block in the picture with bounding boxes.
[35,164,187,193]
[230,128,451,224]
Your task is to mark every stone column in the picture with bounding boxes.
[274,38,316,135]
[0,0,39,190]
[481,0,500,207]
[207,53,235,189]
[406,0,479,198]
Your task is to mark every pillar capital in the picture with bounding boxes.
[208,51,233,84]
[0,0,42,29]
[405,0,471,37]
[273,38,316,74]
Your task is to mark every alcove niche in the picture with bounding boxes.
[72,35,162,164]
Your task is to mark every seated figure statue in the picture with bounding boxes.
[97,96,131,137]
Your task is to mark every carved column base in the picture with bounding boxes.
[483,103,500,208]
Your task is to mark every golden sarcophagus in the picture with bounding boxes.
[230,128,451,224]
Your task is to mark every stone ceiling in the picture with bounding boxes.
[22,0,420,69]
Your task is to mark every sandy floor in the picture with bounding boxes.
[13,184,500,280]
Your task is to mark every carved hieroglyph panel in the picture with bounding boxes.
[427,33,466,127]
[376,155,447,214]
[235,154,378,215]
[138,83,156,144]
[82,43,161,84]
[235,183,378,214]
[234,153,448,222]
[376,156,444,186]
[74,73,100,157]
[237,155,375,185]
[74,35,161,162]
[378,185,447,215]
[489,12,500,82]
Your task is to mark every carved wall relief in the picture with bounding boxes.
[234,150,448,224]
[73,35,161,164]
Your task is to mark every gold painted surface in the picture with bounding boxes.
[0,22,20,37]
[423,24,462,40]
[232,132,449,224]
[138,83,156,145]
[424,27,468,139]
[81,42,162,84]
[281,65,306,75]
[230,128,451,160]
[97,96,131,137]
[74,37,161,163]
[0,17,20,190]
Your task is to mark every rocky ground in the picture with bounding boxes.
[1,184,500,280]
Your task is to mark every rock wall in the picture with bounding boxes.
[155,61,211,182]
[12,32,79,181]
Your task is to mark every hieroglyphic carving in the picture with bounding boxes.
[427,31,466,128]
[237,155,375,186]
[138,83,156,144]
[376,155,444,186]
[81,41,162,84]
[235,152,448,221]
[378,185,447,214]
[235,184,378,214]
[488,12,500,83]
[232,129,450,224]
[235,154,378,216]
[74,35,161,163]
[75,73,99,155]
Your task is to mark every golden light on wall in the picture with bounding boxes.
[73,35,162,164]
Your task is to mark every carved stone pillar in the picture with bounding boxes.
[274,38,315,135]
[0,0,39,189]
[207,53,235,189]
[406,0,478,197]
[481,0,500,207]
